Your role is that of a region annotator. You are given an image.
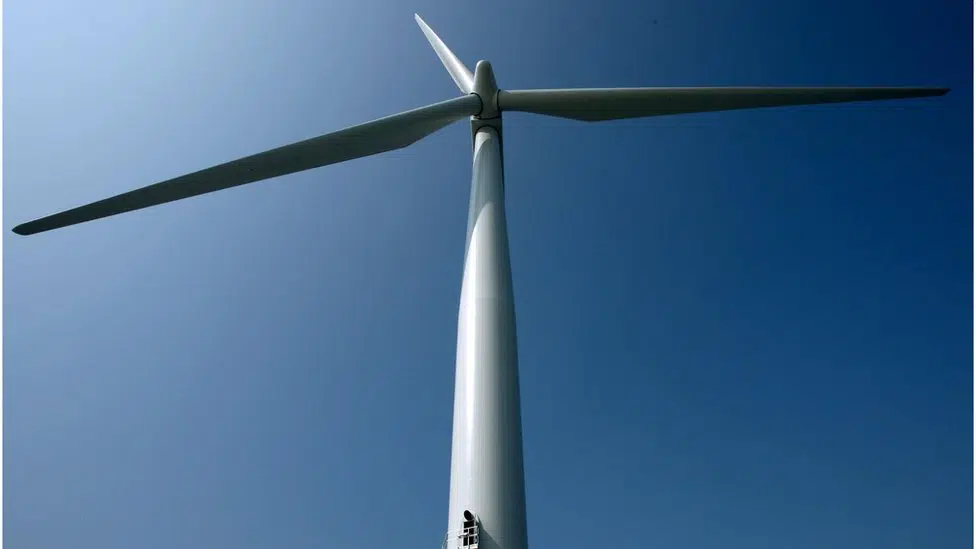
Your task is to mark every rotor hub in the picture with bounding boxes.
[472,60,499,119]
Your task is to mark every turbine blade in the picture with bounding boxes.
[414,14,474,94]
[497,86,950,122]
[13,94,482,236]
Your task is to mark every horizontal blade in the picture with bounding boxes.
[13,94,482,236]
[497,86,950,122]
[414,14,474,94]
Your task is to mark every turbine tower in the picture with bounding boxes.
[13,15,948,549]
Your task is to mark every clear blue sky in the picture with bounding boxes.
[4,0,971,548]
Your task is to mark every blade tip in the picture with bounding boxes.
[914,87,949,97]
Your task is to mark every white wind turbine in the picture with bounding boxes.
[13,14,948,549]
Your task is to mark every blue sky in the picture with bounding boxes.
[4,0,971,548]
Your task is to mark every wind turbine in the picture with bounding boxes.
[13,14,947,549]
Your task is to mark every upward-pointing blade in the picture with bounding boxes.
[13,94,482,236]
[414,14,474,94]
[497,87,950,122]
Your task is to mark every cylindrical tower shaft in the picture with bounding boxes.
[446,126,528,549]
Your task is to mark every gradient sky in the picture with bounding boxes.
[4,0,972,548]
